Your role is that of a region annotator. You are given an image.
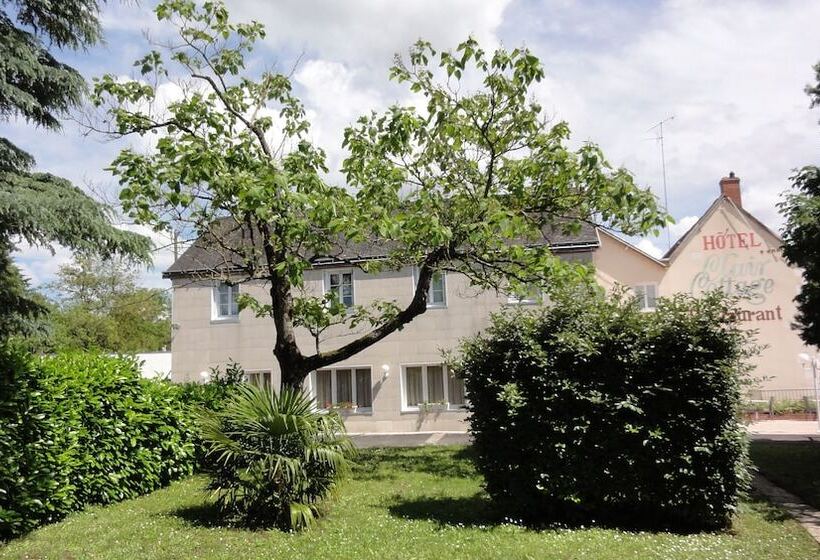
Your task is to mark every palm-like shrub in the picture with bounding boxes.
[199,384,354,530]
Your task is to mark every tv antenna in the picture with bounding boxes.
[648,115,674,249]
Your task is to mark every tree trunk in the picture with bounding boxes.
[279,359,309,391]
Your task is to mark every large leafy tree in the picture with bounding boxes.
[779,61,820,347]
[94,1,668,388]
[0,0,151,340]
[44,255,171,353]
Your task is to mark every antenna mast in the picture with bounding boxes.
[648,116,674,248]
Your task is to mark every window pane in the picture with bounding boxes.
[336,369,352,404]
[429,272,445,305]
[405,366,423,406]
[355,368,372,408]
[646,285,657,308]
[448,370,466,406]
[427,365,445,403]
[316,370,332,409]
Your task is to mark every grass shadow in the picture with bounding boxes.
[169,502,231,529]
[388,493,498,528]
[746,492,795,524]
[353,446,476,482]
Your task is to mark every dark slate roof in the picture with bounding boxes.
[163,218,600,278]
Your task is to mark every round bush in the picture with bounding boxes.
[452,290,752,531]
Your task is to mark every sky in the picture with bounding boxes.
[6,0,820,290]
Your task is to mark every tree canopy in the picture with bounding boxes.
[43,255,171,353]
[94,0,669,387]
[0,0,151,341]
[779,61,820,348]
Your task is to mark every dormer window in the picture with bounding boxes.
[213,282,239,321]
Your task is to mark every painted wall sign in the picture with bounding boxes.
[702,230,763,251]
[690,253,775,304]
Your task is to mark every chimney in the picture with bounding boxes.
[719,171,742,207]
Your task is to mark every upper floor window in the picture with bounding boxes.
[413,268,447,308]
[326,271,354,308]
[213,282,239,320]
[633,284,657,311]
[507,285,541,305]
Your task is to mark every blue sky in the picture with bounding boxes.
[7,0,820,290]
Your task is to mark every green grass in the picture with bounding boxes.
[751,441,820,509]
[2,446,817,559]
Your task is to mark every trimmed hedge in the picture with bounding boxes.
[453,290,752,531]
[0,347,196,540]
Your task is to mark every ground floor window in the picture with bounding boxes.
[245,370,272,392]
[402,364,466,411]
[311,367,373,411]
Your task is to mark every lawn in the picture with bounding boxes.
[751,441,820,509]
[1,446,817,560]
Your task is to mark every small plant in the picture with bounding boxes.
[199,385,355,530]
[334,401,357,410]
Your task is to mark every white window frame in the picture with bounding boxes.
[309,366,373,413]
[324,270,355,308]
[244,370,273,393]
[507,285,542,305]
[412,268,447,308]
[211,282,240,322]
[400,363,467,412]
[633,283,658,311]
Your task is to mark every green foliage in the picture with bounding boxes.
[93,0,669,387]
[453,290,753,531]
[0,0,151,342]
[199,385,354,530]
[778,62,820,348]
[2,447,819,559]
[779,165,820,348]
[177,361,245,469]
[0,346,196,540]
[43,255,170,353]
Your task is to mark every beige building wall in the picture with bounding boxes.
[169,192,812,431]
[658,200,812,391]
[170,259,591,433]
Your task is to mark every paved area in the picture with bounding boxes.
[349,421,820,447]
[748,420,820,441]
[350,431,470,448]
[753,474,820,544]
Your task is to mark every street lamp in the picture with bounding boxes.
[799,353,820,430]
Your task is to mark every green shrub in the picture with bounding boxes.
[178,361,245,413]
[452,290,752,531]
[199,385,354,531]
[0,346,196,540]
[177,361,244,469]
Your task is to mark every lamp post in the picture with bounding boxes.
[799,353,820,430]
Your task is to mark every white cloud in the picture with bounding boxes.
[636,238,664,259]
[12,243,73,289]
[7,0,820,291]
[228,0,510,71]
[522,0,819,233]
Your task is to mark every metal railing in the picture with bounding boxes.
[744,388,817,418]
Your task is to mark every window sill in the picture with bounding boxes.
[401,406,468,414]
[425,303,447,309]
[210,316,240,324]
[320,408,373,416]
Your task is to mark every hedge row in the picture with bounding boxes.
[454,290,752,531]
[0,348,198,540]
